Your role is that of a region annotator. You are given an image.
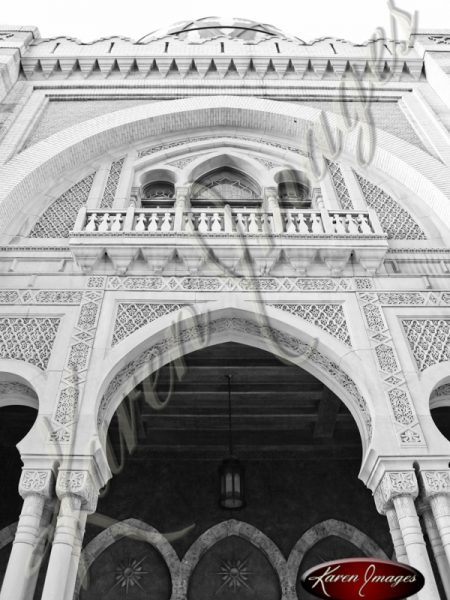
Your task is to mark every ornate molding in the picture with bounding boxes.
[106,275,373,292]
[112,303,187,346]
[270,303,351,346]
[403,319,450,372]
[420,470,450,497]
[19,469,53,498]
[137,135,309,159]
[354,172,426,240]
[0,316,60,370]
[56,470,97,511]
[0,290,83,305]
[375,471,418,513]
[357,292,425,446]
[50,290,104,443]
[28,173,95,239]
[100,158,125,209]
[327,161,354,210]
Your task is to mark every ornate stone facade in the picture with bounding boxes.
[0,16,450,600]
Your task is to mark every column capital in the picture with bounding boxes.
[374,470,419,513]
[263,186,278,200]
[19,469,54,499]
[56,470,97,512]
[420,470,450,499]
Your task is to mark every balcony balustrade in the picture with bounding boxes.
[69,204,388,276]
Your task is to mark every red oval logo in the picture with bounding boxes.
[300,558,424,600]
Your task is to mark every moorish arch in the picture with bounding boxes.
[91,301,380,458]
[1,96,450,242]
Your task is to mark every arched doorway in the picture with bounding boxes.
[79,342,391,598]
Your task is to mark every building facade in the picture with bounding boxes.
[0,16,450,600]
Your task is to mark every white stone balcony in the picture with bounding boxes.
[69,205,388,276]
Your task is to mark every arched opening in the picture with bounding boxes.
[0,376,39,590]
[83,341,389,597]
[141,181,175,208]
[430,381,450,441]
[191,167,261,207]
[275,169,311,209]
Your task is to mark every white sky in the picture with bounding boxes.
[3,0,450,44]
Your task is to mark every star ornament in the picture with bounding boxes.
[111,556,151,594]
[216,556,253,594]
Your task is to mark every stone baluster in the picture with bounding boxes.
[0,469,54,600]
[110,213,122,232]
[285,212,297,234]
[417,497,450,598]
[346,213,359,234]
[84,213,97,232]
[420,470,450,572]
[161,212,172,233]
[147,213,159,232]
[358,213,372,234]
[135,213,146,232]
[374,470,440,599]
[98,213,110,232]
[41,470,98,600]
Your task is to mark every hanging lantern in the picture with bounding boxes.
[219,375,245,510]
[219,456,245,509]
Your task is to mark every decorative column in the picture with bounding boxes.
[374,470,440,599]
[417,497,450,598]
[174,186,189,231]
[41,470,98,600]
[420,471,450,573]
[263,187,283,233]
[0,469,54,600]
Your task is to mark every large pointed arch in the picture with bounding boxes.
[90,300,376,456]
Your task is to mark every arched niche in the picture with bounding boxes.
[287,519,388,600]
[191,166,261,206]
[181,520,288,600]
[274,169,311,209]
[76,518,179,600]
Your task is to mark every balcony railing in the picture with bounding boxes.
[74,206,380,236]
[69,205,388,276]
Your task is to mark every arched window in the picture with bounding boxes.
[275,170,311,209]
[191,167,260,207]
[141,181,175,208]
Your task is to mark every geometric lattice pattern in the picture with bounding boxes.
[327,161,354,210]
[402,319,450,372]
[270,303,351,346]
[358,292,423,445]
[112,303,186,346]
[100,158,124,209]
[0,317,60,369]
[50,289,103,443]
[28,173,95,238]
[354,172,426,240]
